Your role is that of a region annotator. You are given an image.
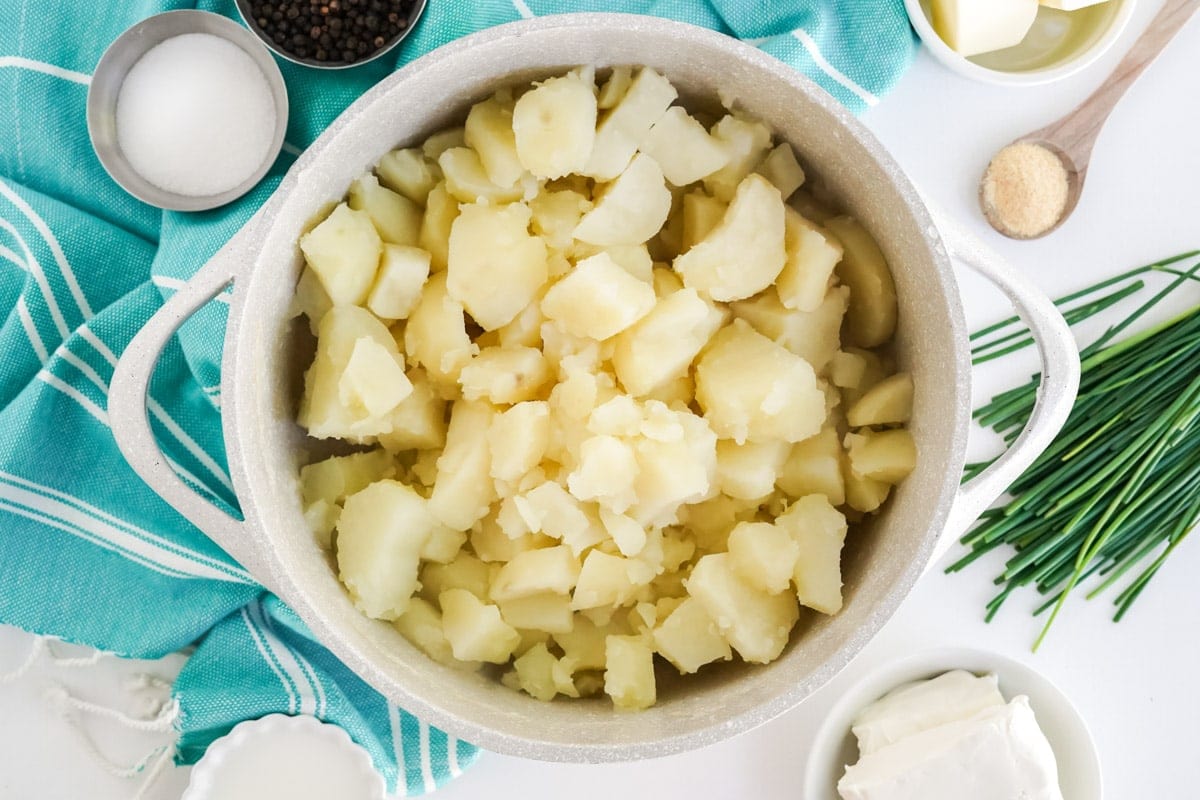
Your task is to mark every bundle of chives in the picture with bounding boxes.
[948,250,1200,649]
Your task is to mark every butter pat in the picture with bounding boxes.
[838,696,1064,800]
[1039,0,1110,9]
[930,0,1039,57]
[851,670,1005,755]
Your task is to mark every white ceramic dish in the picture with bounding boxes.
[181,714,385,800]
[906,0,1136,85]
[804,647,1103,799]
[108,14,1079,762]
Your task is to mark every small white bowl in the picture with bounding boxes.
[905,0,1136,85]
[181,714,386,800]
[803,647,1102,800]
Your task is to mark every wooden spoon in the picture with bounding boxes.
[981,0,1200,239]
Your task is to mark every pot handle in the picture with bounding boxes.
[929,210,1081,568]
[109,225,265,578]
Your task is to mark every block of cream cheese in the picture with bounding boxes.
[838,697,1064,800]
[1039,0,1111,9]
[930,0,1040,57]
[851,670,1005,755]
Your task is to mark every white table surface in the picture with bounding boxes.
[4,2,1200,797]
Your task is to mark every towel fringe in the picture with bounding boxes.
[0,636,44,684]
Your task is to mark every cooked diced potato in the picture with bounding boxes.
[566,435,640,513]
[776,425,845,506]
[377,148,440,206]
[420,524,467,564]
[337,336,413,419]
[300,448,395,509]
[348,173,422,246]
[829,350,867,389]
[777,495,847,614]
[404,272,478,392]
[847,372,914,427]
[596,244,654,284]
[393,597,464,667]
[600,508,648,558]
[291,267,332,335]
[630,409,718,527]
[418,182,459,272]
[641,107,730,186]
[728,521,800,594]
[440,588,521,664]
[447,202,549,331]
[775,208,842,313]
[511,642,560,701]
[845,429,916,483]
[491,545,582,601]
[681,191,727,252]
[336,480,435,619]
[612,287,726,397]
[438,147,524,205]
[422,552,491,603]
[465,94,526,187]
[604,635,657,710]
[498,593,574,634]
[653,596,731,674]
[304,499,340,549]
[459,346,551,404]
[489,401,551,482]
[695,319,826,444]
[422,127,465,161]
[686,553,799,663]
[702,115,773,201]
[428,400,495,531]
[715,440,789,501]
[300,203,381,305]
[470,523,548,563]
[824,216,898,348]
[300,306,401,440]
[553,614,610,670]
[366,244,430,321]
[674,174,786,302]
[513,69,598,180]
[530,189,592,251]
[844,463,892,514]
[731,285,848,372]
[755,142,806,200]
[542,252,656,341]
[516,481,591,542]
[583,68,677,181]
[378,370,448,452]
[574,154,672,247]
[597,66,633,109]
[587,394,642,437]
[572,550,638,610]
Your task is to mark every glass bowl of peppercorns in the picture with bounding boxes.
[235,0,427,69]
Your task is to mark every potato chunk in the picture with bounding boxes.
[776,425,845,506]
[428,400,495,531]
[465,94,526,188]
[348,173,422,246]
[630,408,718,527]
[845,429,917,483]
[604,635,657,710]
[541,252,656,341]
[702,115,773,202]
[300,449,395,510]
[695,319,826,444]
[640,107,730,186]
[421,552,490,603]
[404,272,478,392]
[447,202,549,331]
[299,203,381,305]
[566,434,640,513]
[824,216,898,348]
[498,593,574,634]
[728,521,800,594]
[438,147,524,205]
[491,545,581,601]
[731,285,848,373]
[337,335,413,419]
[612,287,726,397]
[336,480,435,620]
[378,370,448,452]
[393,597,462,667]
[777,495,848,614]
[847,372,914,427]
[572,550,638,610]
[366,244,430,321]
[459,346,551,404]
[653,596,731,674]
[681,191,727,252]
[513,69,598,179]
[686,553,799,663]
[574,153,672,247]
[489,401,551,483]
[715,440,789,501]
[754,142,806,200]
[674,174,786,302]
[418,182,459,272]
[440,589,521,664]
[376,148,440,206]
[583,67,677,181]
[775,208,842,313]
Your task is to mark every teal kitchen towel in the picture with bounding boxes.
[0,0,915,793]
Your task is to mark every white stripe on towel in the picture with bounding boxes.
[250,602,323,718]
[790,29,879,107]
[0,56,91,85]
[511,0,534,19]
[0,179,94,318]
[17,298,49,363]
[241,607,299,714]
[417,721,436,793]
[0,217,70,339]
[388,704,409,798]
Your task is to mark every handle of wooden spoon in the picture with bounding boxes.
[1030,0,1200,168]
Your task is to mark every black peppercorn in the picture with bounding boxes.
[247,0,417,65]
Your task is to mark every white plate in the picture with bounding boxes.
[803,647,1102,800]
